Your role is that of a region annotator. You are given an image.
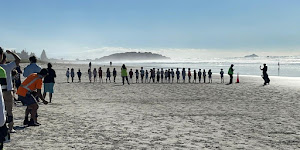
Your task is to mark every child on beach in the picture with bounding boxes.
[121,64,130,85]
[129,69,133,83]
[88,68,92,83]
[113,68,117,83]
[135,69,139,83]
[182,68,186,83]
[66,68,70,83]
[93,68,97,82]
[106,68,111,83]
[220,69,224,83]
[203,69,206,83]
[77,69,82,82]
[145,70,149,83]
[208,69,212,83]
[193,70,197,83]
[171,69,175,83]
[176,68,180,83]
[140,67,145,83]
[98,67,103,83]
[71,68,75,83]
[157,69,160,83]
[188,68,191,83]
[198,69,202,83]
[160,68,164,83]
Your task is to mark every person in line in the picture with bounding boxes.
[145,70,149,83]
[129,69,133,83]
[17,69,49,126]
[160,68,164,83]
[106,68,111,83]
[98,67,103,83]
[164,70,168,82]
[77,69,82,82]
[188,68,191,83]
[193,70,197,83]
[182,68,186,83]
[203,69,206,83]
[66,68,70,83]
[23,56,41,78]
[176,68,180,83]
[198,69,202,83]
[208,69,212,83]
[157,69,160,83]
[88,68,92,83]
[220,69,224,83]
[228,64,234,84]
[167,69,171,83]
[152,68,156,83]
[70,68,75,83]
[0,50,20,133]
[140,67,145,83]
[135,69,139,83]
[93,68,97,82]
[171,69,175,83]
[43,63,56,103]
[121,64,130,85]
[260,64,270,85]
[112,68,117,83]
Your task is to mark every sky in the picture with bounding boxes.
[1,0,300,60]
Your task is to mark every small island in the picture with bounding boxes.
[245,54,259,58]
[95,52,171,62]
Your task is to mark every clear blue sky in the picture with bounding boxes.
[1,0,300,59]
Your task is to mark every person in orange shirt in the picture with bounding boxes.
[17,69,49,126]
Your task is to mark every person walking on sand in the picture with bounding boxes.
[167,69,171,83]
[260,64,270,85]
[23,56,41,78]
[220,69,224,83]
[152,68,156,83]
[193,70,197,83]
[88,68,92,83]
[93,68,97,82]
[70,68,75,83]
[113,68,117,83]
[89,62,91,69]
[129,69,133,83]
[135,69,139,83]
[98,67,103,83]
[208,69,212,83]
[182,68,186,83]
[203,69,206,83]
[157,69,160,83]
[43,63,56,103]
[140,67,145,83]
[77,69,82,82]
[0,49,21,133]
[17,69,49,126]
[121,64,130,85]
[228,64,234,84]
[145,70,149,83]
[106,68,111,83]
[171,69,175,83]
[198,69,202,83]
[176,68,180,83]
[188,68,192,83]
[164,70,168,82]
[66,68,70,83]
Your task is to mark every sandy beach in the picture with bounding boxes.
[5,63,300,150]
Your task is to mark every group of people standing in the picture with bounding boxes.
[0,47,56,149]
[66,63,239,85]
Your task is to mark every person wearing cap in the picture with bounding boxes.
[0,50,21,133]
[17,69,49,126]
[228,64,234,84]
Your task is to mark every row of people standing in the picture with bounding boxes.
[67,64,235,84]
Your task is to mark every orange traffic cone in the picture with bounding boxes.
[236,73,240,83]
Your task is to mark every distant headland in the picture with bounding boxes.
[94,52,171,62]
[244,54,259,58]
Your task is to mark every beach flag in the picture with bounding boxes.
[236,73,240,83]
